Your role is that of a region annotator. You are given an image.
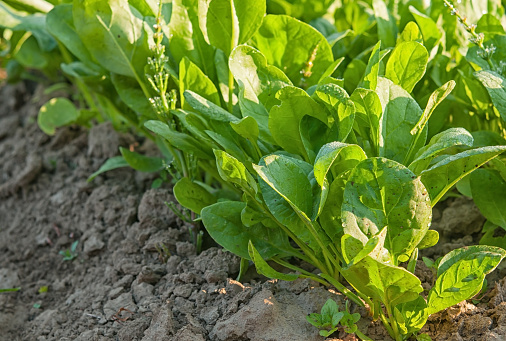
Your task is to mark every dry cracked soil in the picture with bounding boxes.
[2,81,506,341]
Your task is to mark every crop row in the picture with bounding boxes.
[1,0,506,340]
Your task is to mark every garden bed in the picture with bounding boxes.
[1,81,506,341]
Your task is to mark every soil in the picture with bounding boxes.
[1,81,506,341]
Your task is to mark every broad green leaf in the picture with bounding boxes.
[15,36,50,69]
[319,175,347,247]
[480,221,506,248]
[320,299,343,328]
[60,62,101,79]
[46,4,94,63]
[230,116,259,145]
[229,45,291,112]
[248,241,299,281]
[169,0,216,81]
[173,177,217,214]
[342,234,371,265]
[314,142,366,187]
[313,83,355,143]
[313,142,365,218]
[198,0,265,56]
[458,69,491,113]
[342,231,388,265]
[417,230,439,250]
[397,21,423,44]
[144,120,214,159]
[119,147,164,172]
[4,0,53,13]
[343,59,366,94]
[229,45,291,144]
[376,77,424,163]
[341,158,432,261]
[373,0,397,47]
[437,245,506,277]
[409,6,442,52]
[427,245,506,314]
[87,156,129,182]
[179,57,221,109]
[267,0,334,22]
[241,194,277,228]
[250,14,334,87]
[254,155,323,253]
[472,131,506,148]
[128,0,164,18]
[420,146,506,205]
[351,88,382,155]
[111,73,156,119]
[269,86,328,162]
[184,90,239,122]
[410,81,456,135]
[214,150,257,193]
[470,169,506,229]
[201,201,288,259]
[385,41,428,93]
[476,13,505,38]
[318,57,344,84]
[342,255,423,308]
[38,97,79,135]
[171,109,218,148]
[205,129,250,163]
[394,296,428,335]
[408,128,474,175]
[73,0,152,88]
[334,0,373,34]
[0,2,56,50]
[474,70,506,122]
[361,41,381,91]
[254,154,313,219]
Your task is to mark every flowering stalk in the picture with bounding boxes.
[146,2,176,122]
[443,0,496,69]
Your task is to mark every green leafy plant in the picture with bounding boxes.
[307,299,368,339]
[0,287,20,293]
[59,240,78,261]
[3,0,506,340]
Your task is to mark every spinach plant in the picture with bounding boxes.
[3,1,506,340]
[0,287,21,293]
[59,240,78,261]
[306,299,368,339]
[140,1,506,339]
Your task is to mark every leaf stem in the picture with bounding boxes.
[228,68,234,113]
[386,303,403,341]
[56,42,100,114]
[355,329,374,341]
[272,257,330,286]
[319,273,365,307]
[378,309,396,339]
[257,201,330,273]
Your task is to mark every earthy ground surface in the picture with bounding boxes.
[1,81,506,341]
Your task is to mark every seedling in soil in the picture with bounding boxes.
[155,242,171,263]
[0,287,20,293]
[307,299,369,340]
[59,240,78,261]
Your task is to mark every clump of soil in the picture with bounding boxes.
[1,81,506,341]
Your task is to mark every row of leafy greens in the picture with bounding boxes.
[2,0,506,340]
